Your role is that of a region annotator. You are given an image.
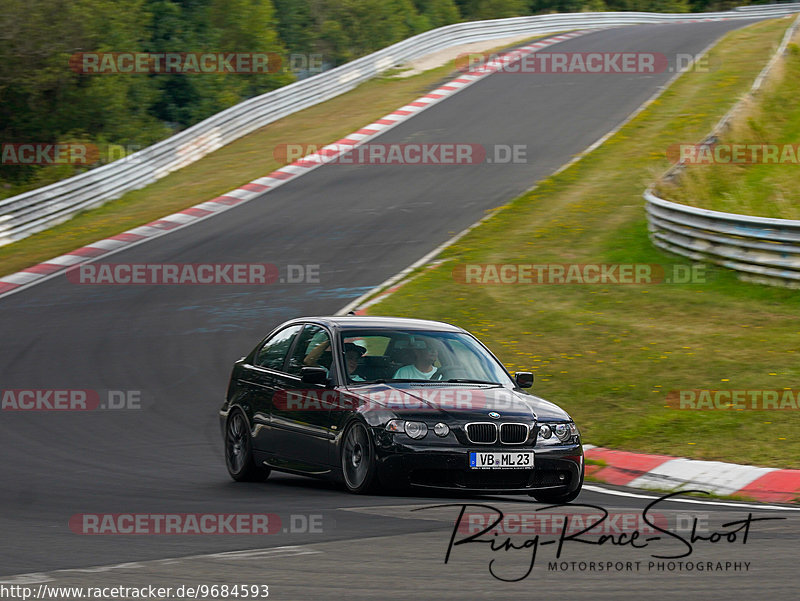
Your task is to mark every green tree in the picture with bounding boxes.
[0,0,165,186]
[312,0,424,64]
[197,0,292,120]
[414,0,462,27]
[145,0,292,126]
[458,0,529,19]
[273,0,315,55]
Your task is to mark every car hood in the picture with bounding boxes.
[347,383,571,422]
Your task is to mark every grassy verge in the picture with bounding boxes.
[0,36,547,277]
[655,31,800,218]
[365,17,800,469]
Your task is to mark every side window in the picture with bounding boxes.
[255,325,303,371]
[287,325,332,376]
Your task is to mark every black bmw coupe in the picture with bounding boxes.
[220,316,583,502]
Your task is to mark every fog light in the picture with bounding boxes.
[433,423,449,437]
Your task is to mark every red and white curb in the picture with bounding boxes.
[0,30,592,301]
[584,445,800,503]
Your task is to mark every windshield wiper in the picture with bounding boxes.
[349,379,419,384]
[350,378,502,385]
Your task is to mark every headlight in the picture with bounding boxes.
[385,420,429,439]
[404,421,428,439]
[537,421,578,443]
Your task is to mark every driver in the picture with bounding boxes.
[393,339,438,380]
[344,342,367,382]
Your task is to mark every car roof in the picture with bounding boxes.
[285,315,466,333]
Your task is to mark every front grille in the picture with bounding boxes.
[465,422,531,444]
[500,423,529,444]
[465,422,497,444]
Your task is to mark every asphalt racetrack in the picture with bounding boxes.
[2,18,798,599]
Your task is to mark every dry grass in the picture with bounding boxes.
[655,29,800,219]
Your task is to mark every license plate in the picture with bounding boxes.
[469,451,534,469]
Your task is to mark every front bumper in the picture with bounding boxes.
[373,432,583,494]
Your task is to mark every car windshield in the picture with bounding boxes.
[338,329,514,386]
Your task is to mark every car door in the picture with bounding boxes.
[239,324,303,457]
[270,324,338,472]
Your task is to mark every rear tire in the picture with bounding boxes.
[341,421,378,494]
[225,410,270,482]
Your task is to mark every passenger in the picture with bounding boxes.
[304,340,366,381]
[304,340,331,370]
[393,339,438,380]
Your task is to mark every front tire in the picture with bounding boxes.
[225,410,270,482]
[341,421,378,494]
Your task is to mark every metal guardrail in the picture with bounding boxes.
[645,12,800,288]
[734,1,800,11]
[2,6,799,247]
[645,190,800,287]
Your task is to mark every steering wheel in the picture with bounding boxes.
[431,366,469,381]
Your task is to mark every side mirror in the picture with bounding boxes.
[301,367,328,385]
[515,372,534,389]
